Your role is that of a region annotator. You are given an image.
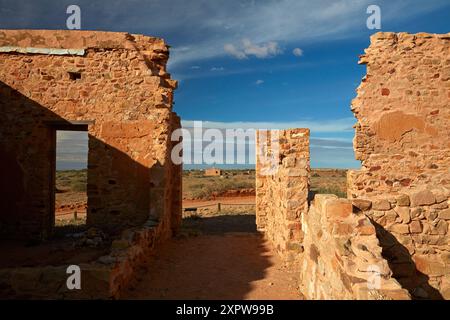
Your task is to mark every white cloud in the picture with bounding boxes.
[2,0,446,69]
[210,66,225,71]
[255,79,264,85]
[0,0,448,68]
[224,43,247,59]
[162,0,449,67]
[293,48,303,57]
[224,39,283,59]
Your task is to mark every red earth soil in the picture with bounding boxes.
[123,214,303,300]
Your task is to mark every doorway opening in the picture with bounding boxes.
[53,128,88,231]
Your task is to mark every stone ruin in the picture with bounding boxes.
[256,32,450,300]
[0,30,181,298]
[0,29,448,300]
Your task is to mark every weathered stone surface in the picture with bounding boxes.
[395,206,411,224]
[299,200,410,300]
[352,199,372,211]
[0,30,183,299]
[0,29,182,239]
[409,221,423,234]
[396,194,410,206]
[438,208,450,220]
[256,128,309,257]
[259,31,450,300]
[348,32,450,200]
[372,199,391,211]
[389,224,410,235]
[410,190,436,207]
[326,199,353,220]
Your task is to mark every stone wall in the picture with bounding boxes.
[352,190,450,299]
[0,219,171,299]
[256,129,309,260]
[348,32,450,299]
[349,32,450,198]
[254,32,449,300]
[300,194,410,300]
[0,30,181,239]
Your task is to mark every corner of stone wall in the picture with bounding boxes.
[256,128,310,261]
[300,194,410,300]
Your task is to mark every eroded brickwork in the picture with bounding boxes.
[348,32,450,300]
[256,129,310,260]
[256,32,449,300]
[352,192,450,299]
[0,30,181,239]
[300,194,410,300]
[349,32,450,198]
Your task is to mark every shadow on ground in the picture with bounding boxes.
[182,214,257,235]
[123,214,301,300]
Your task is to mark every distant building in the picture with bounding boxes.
[204,168,221,176]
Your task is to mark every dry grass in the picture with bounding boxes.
[183,169,255,200]
[310,169,347,198]
[56,169,87,192]
[55,168,348,206]
[183,168,347,200]
[55,169,87,208]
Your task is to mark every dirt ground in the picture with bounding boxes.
[48,168,344,300]
[123,213,303,300]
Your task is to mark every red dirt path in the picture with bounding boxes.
[123,214,302,300]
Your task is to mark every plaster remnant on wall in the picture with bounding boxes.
[0,46,85,55]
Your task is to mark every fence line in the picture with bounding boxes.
[183,202,255,209]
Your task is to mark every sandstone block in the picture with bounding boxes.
[314,194,338,213]
[384,210,398,224]
[394,206,411,224]
[442,286,450,300]
[409,221,422,234]
[410,190,436,206]
[431,201,448,210]
[410,207,423,220]
[372,199,391,211]
[430,220,448,235]
[396,194,410,206]
[425,210,438,221]
[438,208,450,220]
[352,199,372,212]
[333,222,354,236]
[325,199,353,220]
[357,224,376,236]
[388,224,410,234]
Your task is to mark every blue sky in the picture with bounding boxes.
[1,0,449,168]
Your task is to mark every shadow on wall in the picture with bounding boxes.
[0,81,172,241]
[124,214,276,300]
[371,220,443,300]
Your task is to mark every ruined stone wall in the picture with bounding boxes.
[254,32,449,300]
[352,191,450,299]
[349,32,450,198]
[0,30,181,239]
[256,129,309,260]
[348,32,450,299]
[301,194,410,300]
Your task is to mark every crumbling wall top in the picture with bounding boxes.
[0,29,167,51]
